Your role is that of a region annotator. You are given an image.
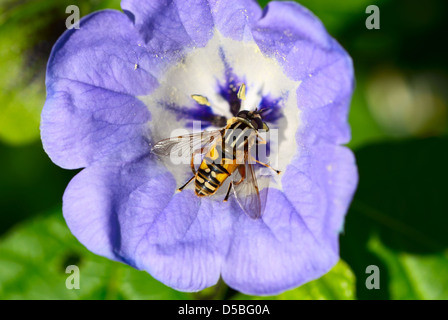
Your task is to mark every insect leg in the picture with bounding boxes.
[189,154,196,175]
[178,175,195,192]
[224,165,247,202]
[223,181,233,202]
[255,133,267,145]
[179,147,207,192]
[253,158,281,174]
[234,165,246,185]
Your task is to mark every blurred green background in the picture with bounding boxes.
[0,0,447,300]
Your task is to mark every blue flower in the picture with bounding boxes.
[41,0,357,295]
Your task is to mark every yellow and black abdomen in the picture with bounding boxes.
[194,144,238,197]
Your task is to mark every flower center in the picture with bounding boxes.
[138,30,302,190]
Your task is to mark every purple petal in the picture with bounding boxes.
[46,10,158,96]
[62,156,163,262]
[64,154,234,292]
[252,1,354,144]
[283,144,358,247]
[121,0,262,45]
[295,55,354,145]
[221,189,338,295]
[118,188,233,291]
[121,0,214,50]
[208,0,262,40]
[41,79,151,169]
[42,10,156,169]
[255,1,331,50]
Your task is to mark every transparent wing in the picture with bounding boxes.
[232,159,263,220]
[151,129,223,159]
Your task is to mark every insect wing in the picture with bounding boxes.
[232,160,262,220]
[151,130,223,159]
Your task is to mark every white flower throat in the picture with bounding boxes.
[139,30,302,190]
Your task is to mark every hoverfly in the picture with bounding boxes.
[151,84,280,219]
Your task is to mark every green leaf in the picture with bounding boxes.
[234,260,356,300]
[367,234,448,300]
[0,212,190,300]
[0,142,75,234]
[0,28,43,145]
[341,137,448,299]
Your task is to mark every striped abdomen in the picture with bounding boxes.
[194,159,235,196]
